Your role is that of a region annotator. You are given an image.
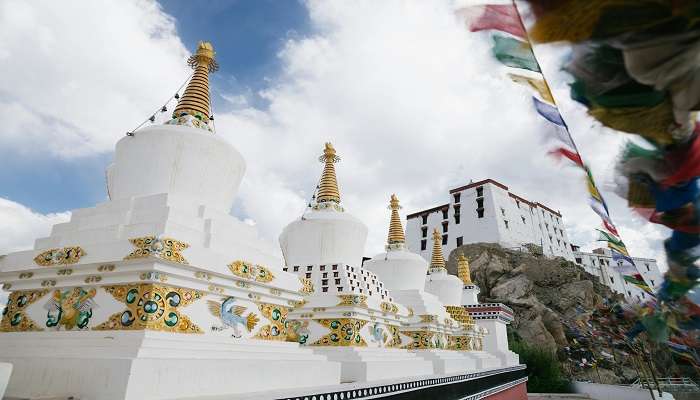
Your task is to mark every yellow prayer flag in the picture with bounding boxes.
[508,73,555,103]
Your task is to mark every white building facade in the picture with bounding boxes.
[406,179,574,262]
[573,247,663,303]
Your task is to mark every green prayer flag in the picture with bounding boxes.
[491,35,541,72]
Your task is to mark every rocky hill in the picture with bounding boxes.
[445,243,640,383]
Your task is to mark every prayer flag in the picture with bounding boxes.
[549,147,584,167]
[596,229,624,247]
[533,97,566,126]
[466,4,527,39]
[508,73,554,103]
[603,220,620,237]
[492,35,541,72]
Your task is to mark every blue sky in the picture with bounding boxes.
[0,0,309,215]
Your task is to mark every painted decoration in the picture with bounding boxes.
[94,284,203,333]
[227,260,275,283]
[0,290,49,332]
[369,322,389,347]
[337,295,368,307]
[286,319,311,344]
[207,297,259,338]
[298,278,314,295]
[312,318,367,347]
[402,330,436,349]
[253,303,289,341]
[34,246,85,266]
[124,236,189,264]
[388,325,402,348]
[44,287,97,330]
[449,335,473,351]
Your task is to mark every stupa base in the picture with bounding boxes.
[310,347,434,383]
[413,349,479,374]
[0,331,340,400]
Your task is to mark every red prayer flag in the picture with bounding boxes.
[464,4,527,39]
[662,123,700,187]
[603,220,620,237]
[549,147,584,167]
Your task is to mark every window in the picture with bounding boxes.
[335,279,341,285]
[337,287,343,292]
[521,216,526,224]
[477,209,484,218]
[627,290,632,296]
[442,222,448,233]
[322,272,327,278]
[645,264,650,271]
[293,266,299,272]
[476,186,483,197]
[305,273,311,278]
[454,193,461,203]
[476,198,484,208]
[650,279,655,286]
[307,266,312,271]
[421,240,427,251]
[322,279,328,285]
[442,209,448,219]
[320,265,326,271]
[283,267,287,271]
[322,287,328,292]
[457,236,463,246]
[421,227,427,238]
[575,257,582,264]
[516,200,520,209]
[504,220,509,229]
[442,235,448,245]
[333,272,339,277]
[421,215,428,225]
[455,215,461,224]
[500,207,505,216]
[332,264,338,270]
[610,277,614,284]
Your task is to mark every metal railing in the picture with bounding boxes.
[632,377,700,392]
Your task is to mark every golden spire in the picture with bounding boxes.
[173,41,218,126]
[387,194,406,245]
[317,143,341,203]
[430,228,445,269]
[457,253,473,284]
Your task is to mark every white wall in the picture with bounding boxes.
[573,381,674,400]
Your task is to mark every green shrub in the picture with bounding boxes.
[510,334,572,393]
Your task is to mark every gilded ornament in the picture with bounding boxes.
[194,271,212,280]
[84,276,102,284]
[34,246,86,267]
[0,290,48,332]
[407,307,414,317]
[253,303,289,341]
[312,307,326,312]
[227,260,274,283]
[337,294,368,307]
[299,277,314,295]
[236,281,250,288]
[316,143,342,204]
[140,272,168,282]
[169,41,218,132]
[402,330,436,350]
[449,335,473,351]
[388,325,402,348]
[98,264,115,272]
[369,322,389,346]
[387,194,406,245]
[56,269,73,276]
[208,285,224,294]
[429,228,446,270]
[93,284,203,333]
[41,280,57,287]
[248,293,261,300]
[45,287,97,330]
[419,314,437,324]
[288,299,307,308]
[380,302,392,313]
[19,272,33,279]
[124,236,189,264]
[285,319,310,344]
[269,288,281,296]
[312,318,367,347]
[208,297,259,338]
[1,283,11,290]
[457,253,473,284]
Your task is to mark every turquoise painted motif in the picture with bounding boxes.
[44,287,97,330]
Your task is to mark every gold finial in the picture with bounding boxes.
[387,194,405,245]
[317,142,341,203]
[430,228,445,269]
[172,41,219,128]
[457,253,472,284]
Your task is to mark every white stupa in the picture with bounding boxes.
[425,228,464,305]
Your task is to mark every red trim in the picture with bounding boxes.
[449,178,508,194]
[508,193,534,207]
[535,202,562,217]
[484,382,527,400]
[406,203,449,219]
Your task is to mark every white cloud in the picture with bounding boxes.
[0,198,70,254]
[0,0,190,158]
[216,0,668,270]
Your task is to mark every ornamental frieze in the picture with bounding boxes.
[337,294,368,307]
[0,289,49,332]
[124,236,189,264]
[227,260,274,283]
[312,318,367,347]
[93,284,203,333]
[34,246,86,266]
[253,303,289,341]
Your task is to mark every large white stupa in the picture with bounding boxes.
[0,41,526,400]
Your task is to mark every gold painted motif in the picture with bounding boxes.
[253,303,289,341]
[288,299,307,308]
[194,271,212,280]
[228,260,274,283]
[84,276,102,284]
[93,284,203,333]
[299,277,314,295]
[140,272,168,282]
[407,307,414,317]
[269,288,281,296]
[388,325,402,348]
[1,283,10,290]
[429,228,446,270]
[445,305,475,328]
[41,280,57,287]
[402,330,436,349]
[56,269,73,276]
[387,194,405,245]
[285,319,310,344]
[457,253,473,284]
[34,246,86,267]
[380,302,392,313]
[45,287,97,330]
[419,314,437,324]
[248,293,261,300]
[236,281,250,288]
[98,264,115,272]
[208,285,224,294]
[19,272,33,279]
[316,143,341,204]
[0,290,48,332]
[312,318,367,347]
[449,335,473,351]
[124,236,189,264]
[337,294,368,307]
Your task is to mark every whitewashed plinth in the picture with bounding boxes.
[1,331,340,400]
[311,347,433,383]
[0,362,11,400]
[462,351,502,369]
[412,349,478,374]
